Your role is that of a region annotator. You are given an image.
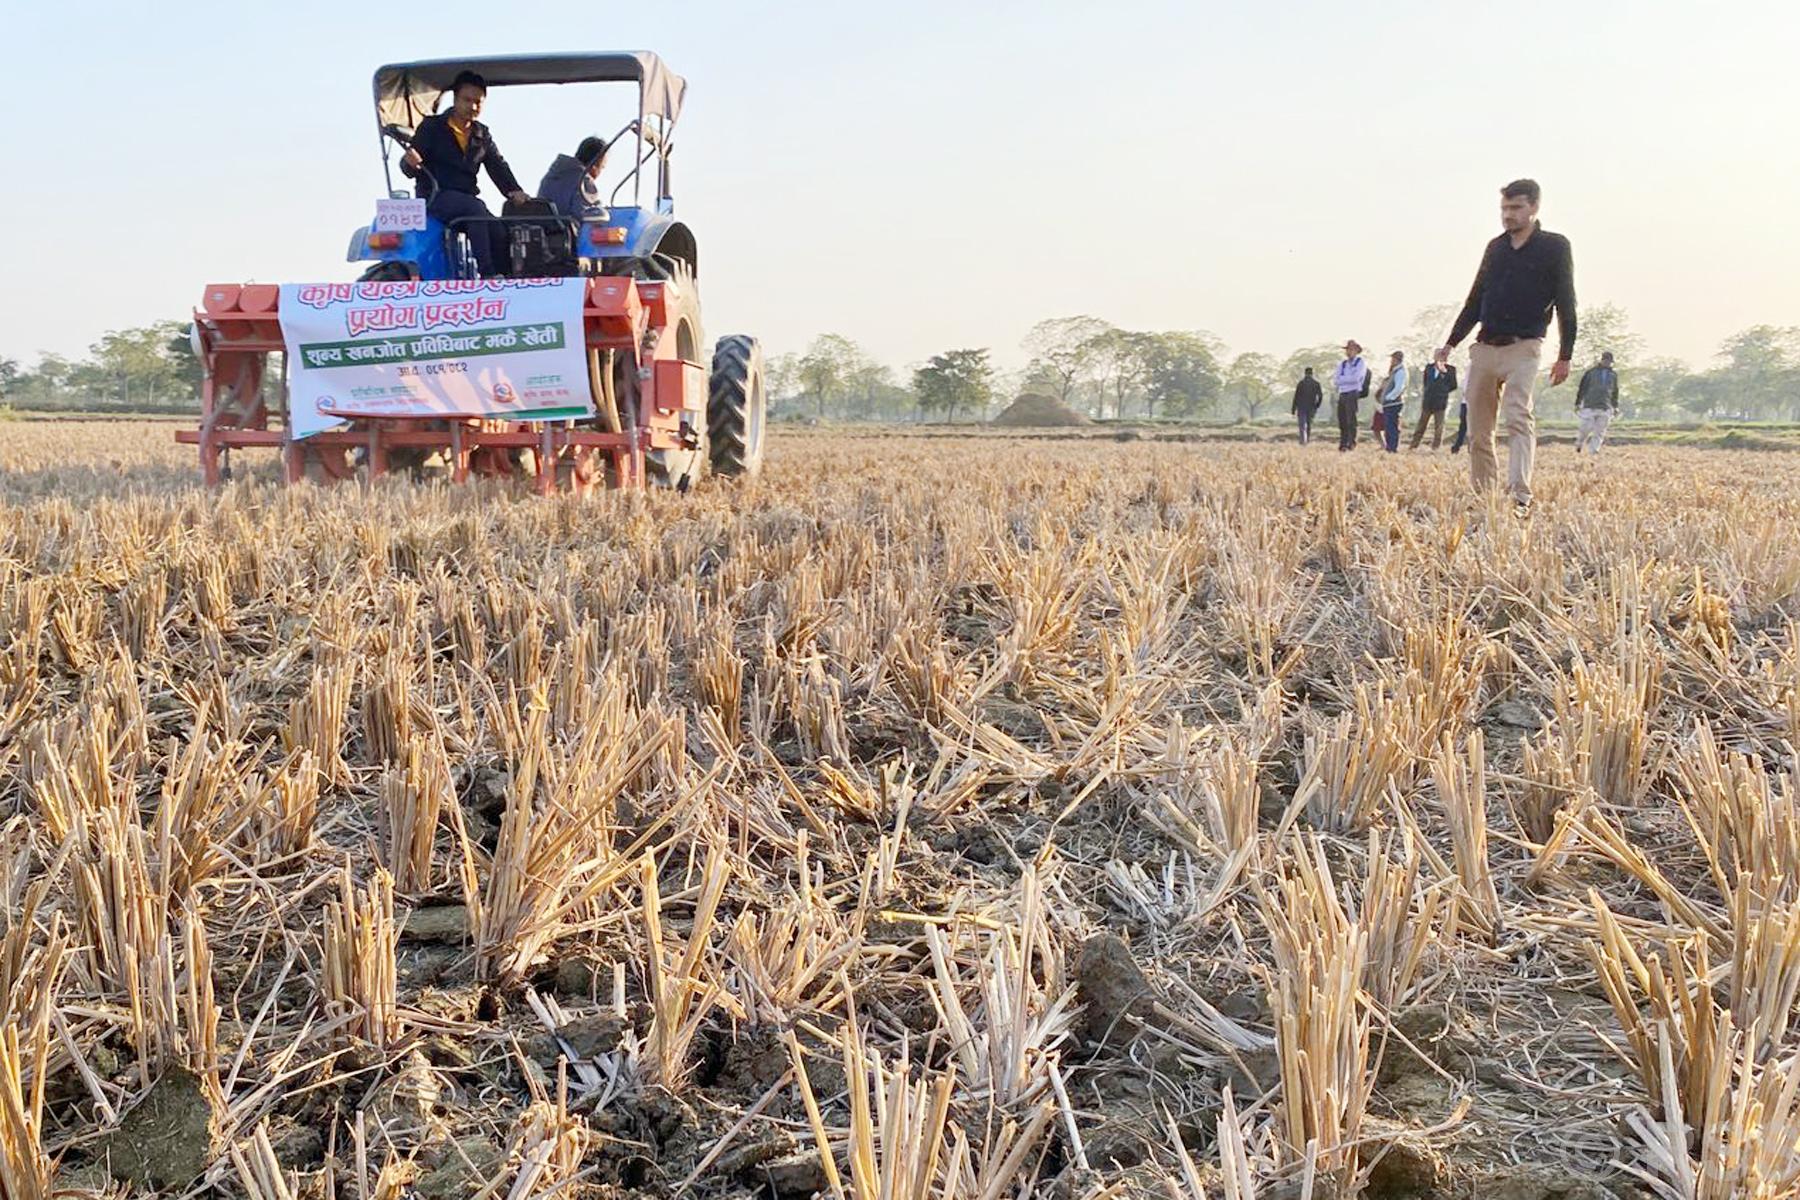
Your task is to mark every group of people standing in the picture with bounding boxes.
[1295,342,1620,460]
[1292,346,1467,453]
[1287,178,1601,515]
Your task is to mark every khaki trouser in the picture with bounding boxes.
[1409,405,1445,449]
[1577,407,1612,455]
[1465,339,1543,503]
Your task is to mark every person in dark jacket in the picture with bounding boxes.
[1292,367,1324,445]
[1575,351,1621,456]
[537,136,609,219]
[1410,348,1458,450]
[1438,178,1577,510]
[400,71,531,276]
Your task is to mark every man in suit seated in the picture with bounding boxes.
[400,70,530,276]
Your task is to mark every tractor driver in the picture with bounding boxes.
[400,70,531,276]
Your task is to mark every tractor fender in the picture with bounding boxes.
[345,225,374,262]
[647,220,698,277]
[613,215,697,276]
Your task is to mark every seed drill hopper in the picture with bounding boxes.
[178,52,766,492]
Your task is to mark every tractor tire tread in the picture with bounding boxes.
[707,334,765,478]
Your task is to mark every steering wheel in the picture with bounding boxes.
[382,124,438,198]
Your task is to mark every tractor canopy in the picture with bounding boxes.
[372,51,687,135]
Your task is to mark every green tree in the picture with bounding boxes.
[798,333,860,421]
[1676,371,1728,420]
[912,348,993,424]
[82,325,191,407]
[867,380,917,423]
[1083,328,1156,419]
[1022,316,1113,412]
[1223,352,1279,421]
[163,321,204,394]
[844,358,894,422]
[1142,332,1222,419]
[765,352,799,404]
[0,356,19,402]
[1570,303,1645,370]
[27,353,75,404]
[1629,357,1693,420]
[1409,303,1464,352]
[1714,325,1800,420]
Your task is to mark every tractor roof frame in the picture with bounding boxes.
[371,51,688,206]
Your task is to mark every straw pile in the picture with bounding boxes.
[991,394,1090,427]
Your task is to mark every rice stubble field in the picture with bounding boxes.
[2,421,1799,1199]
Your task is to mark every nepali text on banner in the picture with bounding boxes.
[278,279,594,439]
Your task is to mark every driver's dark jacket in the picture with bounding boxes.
[400,113,523,201]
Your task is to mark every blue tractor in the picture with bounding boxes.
[357,53,699,287]
[181,52,764,489]
[359,52,761,484]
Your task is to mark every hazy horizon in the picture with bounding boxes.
[4,0,1796,375]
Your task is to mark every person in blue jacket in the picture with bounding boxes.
[1379,351,1409,453]
[537,136,610,220]
[400,71,531,276]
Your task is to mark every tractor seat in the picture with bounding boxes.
[494,201,581,278]
[502,197,559,218]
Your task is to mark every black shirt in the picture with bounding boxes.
[1446,224,1577,361]
[1292,376,1323,414]
[400,113,524,201]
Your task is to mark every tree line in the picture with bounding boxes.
[781,307,1800,425]
[1,322,202,414]
[5,309,1799,424]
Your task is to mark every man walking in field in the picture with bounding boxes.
[1334,341,1372,452]
[1439,179,1577,512]
[1575,351,1620,457]
[1379,351,1408,453]
[1293,367,1324,445]
[1411,348,1457,450]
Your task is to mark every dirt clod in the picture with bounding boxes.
[414,1135,503,1200]
[553,1012,628,1059]
[762,1149,828,1197]
[1364,1120,1449,1197]
[96,1067,217,1190]
[403,905,470,943]
[1489,700,1545,731]
[1076,932,1159,1050]
[1474,1164,1616,1200]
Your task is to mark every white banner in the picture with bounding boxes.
[279,279,594,439]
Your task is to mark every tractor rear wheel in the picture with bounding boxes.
[706,336,767,478]
[645,276,708,490]
[358,261,419,283]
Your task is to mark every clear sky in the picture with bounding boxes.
[4,0,1796,373]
